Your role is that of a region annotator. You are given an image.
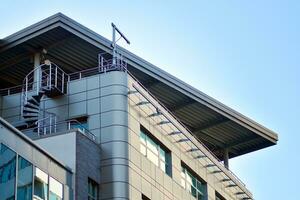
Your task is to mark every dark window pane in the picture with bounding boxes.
[17,156,33,200]
[88,178,99,200]
[34,167,48,200]
[0,143,16,200]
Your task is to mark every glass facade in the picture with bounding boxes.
[140,127,172,176]
[49,177,63,200]
[88,178,99,200]
[17,156,33,200]
[0,143,64,200]
[181,165,206,200]
[34,168,49,200]
[0,143,16,200]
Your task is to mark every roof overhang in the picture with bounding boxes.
[0,13,278,160]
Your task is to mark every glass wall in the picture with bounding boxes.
[49,177,63,200]
[181,165,207,200]
[0,143,65,200]
[17,156,33,200]
[34,167,48,200]
[0,143,16,200]
[140,127,172,176]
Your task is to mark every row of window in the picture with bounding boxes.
[139,126,208,199]
[0,143,63,200]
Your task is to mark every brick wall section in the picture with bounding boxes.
[76,133,101,200]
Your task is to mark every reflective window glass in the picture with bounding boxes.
[181,165,206,200]
[139,128,172,176]
[0,143,16,200]
[34,167,48,200]
[17,156,33,200]
[49,177,63,200]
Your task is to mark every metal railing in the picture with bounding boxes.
[0,85,23,96]
[22,119,96,141]
[22,62,69,105]
[69,54,127,81]
[35,112,57,136]
[126,72,252,199]
[0,55,251,198]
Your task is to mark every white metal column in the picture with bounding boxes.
[33,53,41,94]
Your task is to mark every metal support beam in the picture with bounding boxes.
[0,52,31,72]
[192,117,230,133]
[224,148,229,169]
[169,99,195,112]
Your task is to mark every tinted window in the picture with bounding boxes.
[0,143,16,200]
[17,156,33,200]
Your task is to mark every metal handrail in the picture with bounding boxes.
[22,119,96,141]
[126,72,253,198]
[0,84,23,96]
[0,58,251,197]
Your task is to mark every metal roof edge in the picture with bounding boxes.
[0,117,73,173]
[0,13,278,144]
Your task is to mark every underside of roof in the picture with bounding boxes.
[0,13,278,160]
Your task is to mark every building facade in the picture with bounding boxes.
[0,13,278,200]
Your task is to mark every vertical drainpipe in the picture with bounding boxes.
[224,148,229,169]
[33,53,41,94]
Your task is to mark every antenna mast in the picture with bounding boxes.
[111,23,130,66]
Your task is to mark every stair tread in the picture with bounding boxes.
[24,102,40,109]
[23,113,39,117]
[23,107,39,112]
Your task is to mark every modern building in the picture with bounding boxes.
[0,13,278,200]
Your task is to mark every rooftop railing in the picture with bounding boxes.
[21,119,96,142]
[126,73,253,200]
[0,57,251,199]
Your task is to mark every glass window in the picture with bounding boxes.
[34,167,48,200]
[139,127,172,176]
[17,156,33,200]
[181,165,206,200]
[70,116,88,133]
[49,177,63,200]
[0,143,16,200]
[88,178,99,200]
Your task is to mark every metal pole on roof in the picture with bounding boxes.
[111,23,130,66]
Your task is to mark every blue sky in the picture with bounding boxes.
[1,1,299,199]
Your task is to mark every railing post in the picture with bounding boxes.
[37,121,40,136]
[62,72,64,93]
[55,66,58,87]
[54,116,57,133]
[49,116,52,134]
[25,77,28,104]
[49,64,52,88]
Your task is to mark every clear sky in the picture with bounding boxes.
[1,1,299,199]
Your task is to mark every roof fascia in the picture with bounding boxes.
[0,13,278,144]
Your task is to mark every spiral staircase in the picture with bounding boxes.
[21,61,69,129]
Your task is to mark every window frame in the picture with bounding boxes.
[88,178,99,200]
[139,126,172,176]
[181,162,207,200]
